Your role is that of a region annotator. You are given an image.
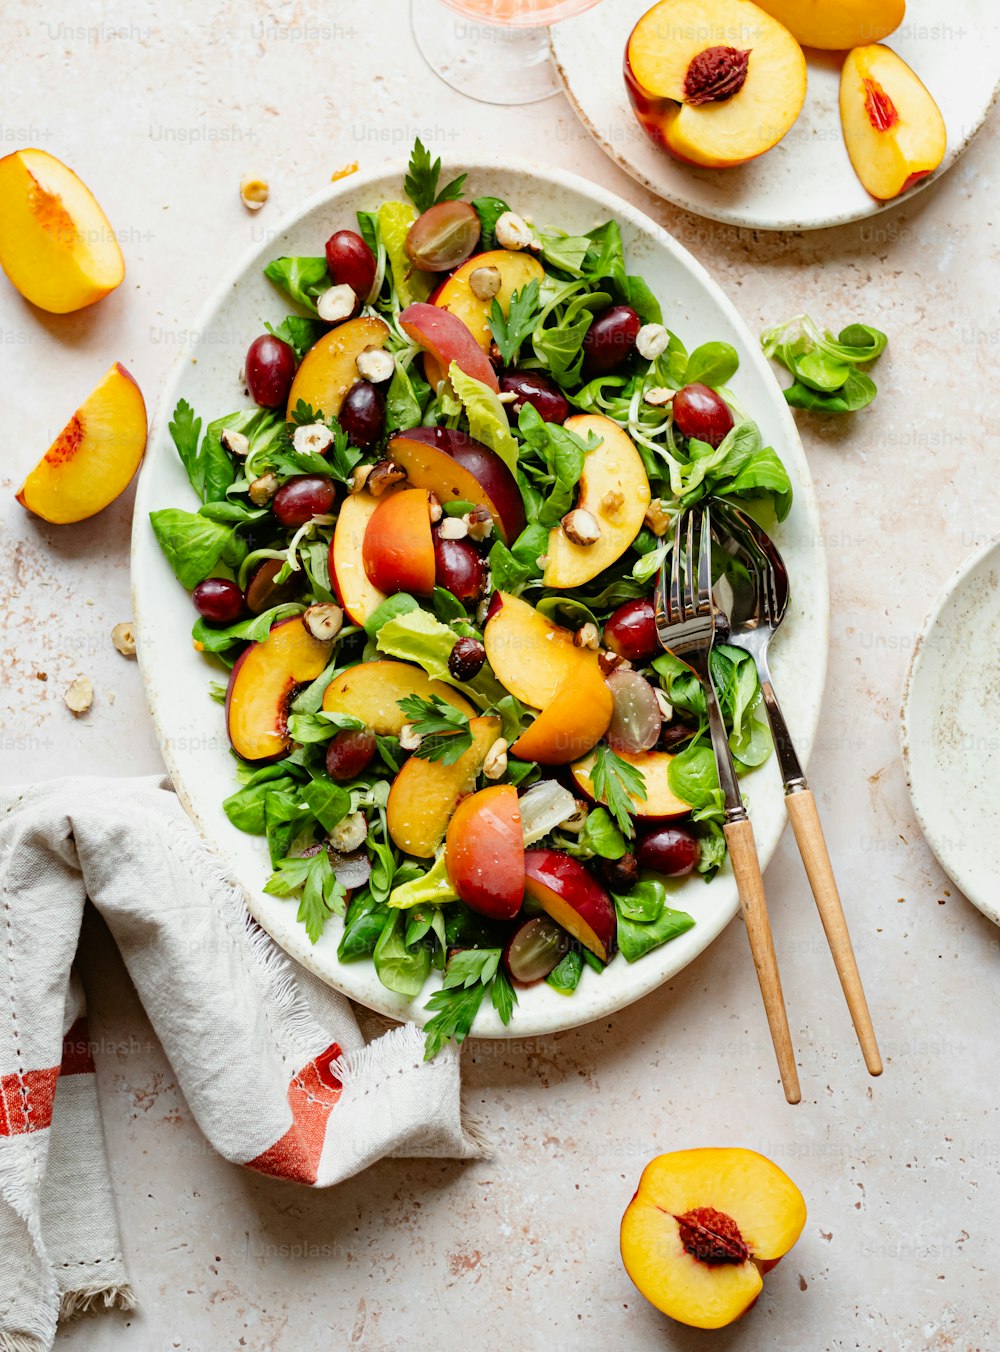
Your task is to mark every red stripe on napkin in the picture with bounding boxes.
[0,1066,59,1136]
[245,1042,343,1185]
[60,1017,97,1076]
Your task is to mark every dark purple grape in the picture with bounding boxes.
[433,533,488,601]
[672,383,734,449]
[660,721,695,753]
[340,380,385,449]
[245,557,304,615]
[245,334,296,408]
[405,201,481,272]
[448,636,486,681]
[325,729,377,781]
[499,371,569,425]
[582,305,641,376]
[192,577,245,625]
[503,916,569,985]
[637,825,700,877]
[324,229,376,300]
[597,852,639,891]
[603,598,659,664]
[272,475,336,528]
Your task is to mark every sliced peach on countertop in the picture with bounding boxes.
[445,784,524,919]
[424,248,545,387]
[400,302,499,393]
[286,314,389,419]
[571,748,692,820]
[840,44,946,201]
[756,0,904,50]
[226,616,333,762]
[388,425,525,545]
[387,715,501,857]
[543,415,651,589]
[620,1148,807,1329]
[511,666,613,765]
[323,658,474,736]
[16,362,146,524]
[0,148,125,313]
[624,0,807,169]
[523,849,616,962]
[362,487,436,597]
[483,591,600,709]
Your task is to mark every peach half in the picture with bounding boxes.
[756,0,905,50]
[840,44,946,201]
[621,1148,807,1329]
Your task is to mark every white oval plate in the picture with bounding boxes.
[132,159,828,1037]
[550,0,1000,231]
[902,536,1000,926]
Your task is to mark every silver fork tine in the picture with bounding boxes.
[697,505,712,613]
[670,512,685,624]
[685,508,697,619]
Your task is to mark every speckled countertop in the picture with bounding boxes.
[2,3,999,1349]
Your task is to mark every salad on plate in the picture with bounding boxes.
[150,140,793,1057]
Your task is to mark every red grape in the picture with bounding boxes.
[325,729,377,781]
[433,533,488,601]
[672,383,734,448]
[245,334,296,408]
[503,917,569,985]
[603,598,659,663]
[637,825,700,877]
[582,305,641,376]
[324,229,376,301]
[340,380,385,449]
[272,475,336,528]
[405,201,481,272]
[245,558,304,615]
[660,721,695,753]
[192,577,245,625]
[606,669,661,754]
[499,371,569,425]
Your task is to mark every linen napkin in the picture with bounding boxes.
[0,775,484,1352]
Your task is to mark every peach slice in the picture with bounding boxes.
[620,1148,807,1329]
[399,302,499,393]
[571,749,692,820]
[286,315,390,419]
[0,148,125,313]
[511,667,613,765]
[543,415,651,589]
[756,0,904,50]
[226,616,333,762]
[445,784,524,919]
[424,248,545,387]
[362,487,436,597]
[523,849,616,961]
[323,659,474,735]
[388,426,525,545]
[329,488,395,625]
[840,44,946,201]
[624,0,807,169]
[483,591,600,709]
[16,363,147,524]
[386,715,501,857]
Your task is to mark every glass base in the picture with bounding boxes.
[412,0,560,106]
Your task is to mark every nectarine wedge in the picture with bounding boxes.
[445,784,524,919]
[286,315,389,419]
[226,616,333,762]
[388,426,525,545]
[523,849,616,962]
[330,488,393,625]
[424,248,544,388]
[400,302,499,393]
[756,0,904,50]
[483,592,600,709]
[387,715,501,857]
[16,363,147,524]
[323,659,474,735]
[840,45,946,200]
[511,667,613,765]
[624,0,807,169]
[572,749,692,820]
[543,416,651,589]
[620,1148,807,1329]
[362,488,436,597]
[0,148,125,313]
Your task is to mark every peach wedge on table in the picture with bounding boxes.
[323,659,474,736]
[840,45,946,201]
[755,0,904,49]
[483,591,601,710]
[0,148,125,313]
[388,426,525,545]
[543,415,651,589]
[620,1148,807,1329]
[387,716,501,857]
[286,315,390,419]
[445,785,524,920]
[226,616,334,762]
[624,0,807,169]
[572,749,691,821]
[16,363,147,524]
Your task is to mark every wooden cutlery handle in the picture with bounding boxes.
[784,790,883,1077]
[723,817,801,1105]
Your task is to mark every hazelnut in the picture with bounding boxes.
[636,323,670,360]
[644,498,671,537]
[560,801,589,833]
[367,459,407,496]
[482,737,508,781]
[249,472,280,506]
[111,622,137,658]
[600,490,624,517]
[292,423,333,456]
[356,346,394,384]
[469,265,502,301]
[239,175,269,211]
[573,622,601,651]
[598,852,639,890]
[327,811,367,853]
[399,723,423,752]
[495,211,534,251]
[599,650,632,677]
[349,464,372,494]
[316,283,357,323]
[561,508,601,546]
[64,675,93,716]
[644,386,675,408]
[220,427,250,458]
[465,505,493,542]
[438,515,468,540]
[302,603,344,641]
[428,493,443,524]
[655,688,673,721]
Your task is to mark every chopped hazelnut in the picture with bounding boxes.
[644,498,671,537]
[328,812,367,853]
[636,322,669,360]
[654,688,673,721]
[349,464,372,494]
[356,346,394,383]
[399,723,423,752]
[239,176,269,211]
[561,508,601,546]
[249,472,280,506]
[367,459,407,496]
[220,427,250,458]
[293,423,333,456]
[111,622,137,658]
[644,386,675,408]
[428,493,443,524]
[483,737,508,780]
[465,505,493,542]
[64,675,93,716]
[469,265,502,300]
[316,283,357,323]
[438,515,468,540]
[495,211,534,251]
[573,622,601,650]
[303,603,344,641]
[599,650,632,677]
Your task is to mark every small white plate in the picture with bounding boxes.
[550,0,1000,231]
[902,536,1000,926]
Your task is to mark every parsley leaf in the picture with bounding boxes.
[590,745,647,836]
[422,982,487,1060]
[397,694,473,765]
[422,945,508,1059]
[443,948,501,989]
[487,279,540,366]
[491,965,517,1025]
[263,850,347,943]
[404,137,467,215]
[168,398,204,497]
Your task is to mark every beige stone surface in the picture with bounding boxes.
[1,2,998,1348]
